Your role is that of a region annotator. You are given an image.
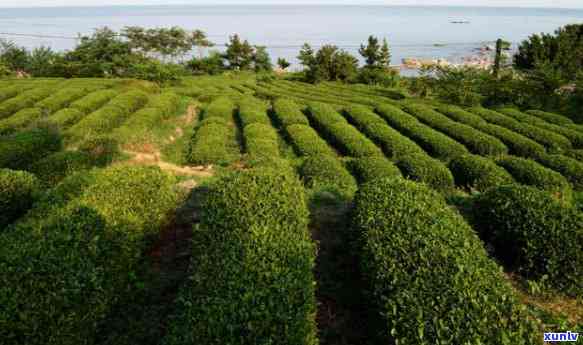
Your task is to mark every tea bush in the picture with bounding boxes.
[449,154,514,192]
[48,108,86,128]
[28,151,95,187]
[188,122,233,165]
[496,155,572,201]
[69,89,118,114]
[526,109,574,125]
[286,124,337,157]
[396,153,455,191]
[0,166,180,345]
[376,104,468,161]
[347,156,401,184]
[0,108,43,135]
[272,98,310,127]
[0,168,40,228]
[474,185,583,296]
[536,153,583,191]
[203,96,235,120]
[163,169,317,345]
[0,125,62,170]
[403,103,508,156]
[0,87,53,119]
[237,96,271,127]
[351,178,539,345]
[300,155,358,199]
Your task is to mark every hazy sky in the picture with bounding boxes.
[1,0,582,9]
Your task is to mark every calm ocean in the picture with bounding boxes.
[1,5,582,69]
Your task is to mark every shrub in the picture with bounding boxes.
[203,96,235,120]
[0,169,40,228]
[237,97,270,127]
[307,102,347,128]
[470,107,572,152]
[35,87,95,114]
[0,85,24,103]
[67,90,149,140]
[347,156,401,184]
[403,103,509,156]
[147,92,180,118]
[344,105,424,159]
[28,151,95,187]
[396,153,454,191]
[536,153,583,191]
[351,178,539,345]
[77,135,120,166]
[0,125,62,170]
[474,185,583,296]
[567,149,583,162]
[48,108,85,128]
[0,166,180,345]
[69,89,117,114]
[534,121,583,149]
[437,104,546,158]
[0,108,43,135]
[286,124,337,157]
[163,169,317,345]
[243,123,280,166]
[376,104,468,161]
[272,98,310,127]
[300,155,357,199]
[526,109,574,126]
[0,87,53,119]
[449,154,514,192]
[496,155,572,201]
[188,122,234,166]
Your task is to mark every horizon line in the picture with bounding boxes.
[0,3,582,10]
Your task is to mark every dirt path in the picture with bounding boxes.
[168,103,198,144]
[123,150,213,178]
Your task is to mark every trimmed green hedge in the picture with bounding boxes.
[474,185,583,296]
[203,96,235,120]
[449,154,514,192]
[300,155,358,199]
[0,165,180,345]
[243,123,280,166]
[396,153,455,191]
[77,135,120,166]
[188,122,234,166]
[308,102,382,157]
[536,153,583,191]
[0,168,40,229]
[237,97,271,127]
[163,169,317,345]
[437,105,546,158]
[351,178,539,345]
[0,108,43,135]
[470,107,572,152]
[0,85,26,103]
[344,105,425,159]
[567,149,583,162]
[0,126,62,170]
[35,87,97,114]
[48,108,86,128]
[376,104,468,161]
[67,90,149,141]
[0,87,53,119]
[69,89,117,114]
[496,155,572,201]
[526,109,574,125]
[403,103,508,156]
[28,151,95,188]
[286,124,337,157]
[347,156,401,184]
[272,98,310,127]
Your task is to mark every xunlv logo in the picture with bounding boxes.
[544,331,579,342]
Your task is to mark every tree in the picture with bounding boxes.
[27,46,65,77]
[187,51,225,75]
[253,46,272,72]
[298,43,317,81]
[224,34,254,70]
[314,45,339,81]
[493,38,511,78]
[277,57,291,70]
[0,39,29,71]
[379,38,391,68]
[332,50,359,82]
[129,59,186,86]
[359,35,381,67]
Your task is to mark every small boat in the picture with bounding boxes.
[450,20,470,24]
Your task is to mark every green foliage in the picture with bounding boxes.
[308,102,382,157]
[0,168,39,229]
[237,96,270,126]
[298,43,359,83]
[243,123,280,167]
[128,60,187,85]
[496,155,572,201]
[536,153,583,191]
[36,87,97,114]
[48,108,86,128]
[272,98,310,127]
[403,103,508,156]
[224,34,255,70]
[396,153,454,191]
[351,177,539,345]
[277,57,291,70]
[474,185,583,296]
[186,51,226,75]
[0,108,44,135]
[449,154,514,192]
[0,125,62,170]
[344,105,425,159]
[28,151,95,187]
[77,135,121,166]
[0,38,28,71]
[164,169,317,345]
[203,96,235,120]
[253,46,273,72]
[357,67,399,87]
[188,122,233,165]
[438,104,546,158]
[347,156,401,184]
[69,89,118,114]
[286,124,337,157]
[0,86,53,119]
[0,165,179,345]
[300,155,357,199]
[376,103,468,161]
[526,109,574,125]
[123,26,213,59]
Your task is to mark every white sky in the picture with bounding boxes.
[0,0,582,9]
